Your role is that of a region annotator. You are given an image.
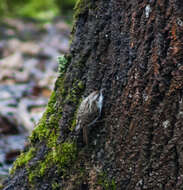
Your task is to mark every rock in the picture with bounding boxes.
[5,150,21,164]
[0,84,33,100]
[0,90,12,100]
[0,134,27,178]
[55,21,70,33]
[12,70,30,83]
[0,52,23,69]
[39,45,59,58]
[38,70,57,90]
[0,115,19,135]
[32,86,51,97]
[6,39,21,54]
[19,42,41,55]
[7,39,41,56]
[17,97,47,133]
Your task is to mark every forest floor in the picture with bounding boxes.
[0,17,70,184]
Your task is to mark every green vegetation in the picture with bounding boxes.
[0,0,77,20]
[57,55,68,77]
[98,173,116,190]
[30,90,60,142]
[70,97,82,130]
[28,142,77,183]
[56,0,77,14]
[10,147,36,174]
[65,80,84,104]
[53,142,77,169]
[16,0,58,20]
[52,182,60,190]
[10,89,61,176]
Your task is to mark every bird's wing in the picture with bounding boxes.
[77,96,90,116]
[76,96,90,129]
[88,93,98,111]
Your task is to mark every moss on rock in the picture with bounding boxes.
[57,55,69,77]
[29,91,60,143]
[28,142,77,183]
[10,147,36,174]
[98,172,116,190]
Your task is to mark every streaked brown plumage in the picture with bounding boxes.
[75,89,104,144]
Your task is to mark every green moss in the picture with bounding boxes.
[98,173,116,190]
[30,113,48,141]
[71,0,90,41]
[28,142,77,182]
[10,147,36,174]
[27,76,83,181]
[64,80,84,130]
[71,116,77,130]
[28,169,39,184]
[74,0,90,19]
[57,55,69,77]
[70,97,82,131]
[78,81,84,89]
[47,130,59,148]
[30,91,61,143]
[65,80,84,104]
[52,182,60,190]
[10,90,61,175]
[54,142,77,167]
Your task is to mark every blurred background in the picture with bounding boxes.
[0,0,77,185]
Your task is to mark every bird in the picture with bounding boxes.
[75,89,104,145]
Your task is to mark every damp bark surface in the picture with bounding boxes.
[3,0,183,189]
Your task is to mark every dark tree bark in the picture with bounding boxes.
[3,0,183,189]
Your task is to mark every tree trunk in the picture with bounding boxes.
[3,0,183,189]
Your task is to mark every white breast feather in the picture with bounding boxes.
[97,92,103,114]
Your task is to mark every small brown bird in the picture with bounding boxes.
[75,89,104,144]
